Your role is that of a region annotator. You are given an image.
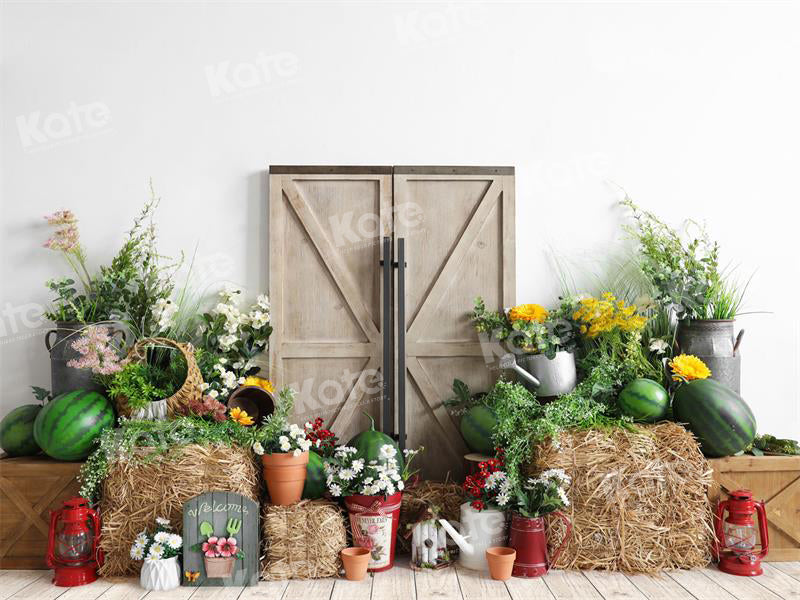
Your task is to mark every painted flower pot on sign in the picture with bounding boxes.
[345,492,403,572]
[262,451,309,506]
[203,556,235,578]
[508,511,572,577]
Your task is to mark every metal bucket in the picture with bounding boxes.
[676,319,744,393]
[45,321,105,397]
[500,351,577,398]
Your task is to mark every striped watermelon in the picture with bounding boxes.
[0,405,42,456]
[460,404,497,455]
[302,450,326,499]
[33,390,115,461]
[347,412,404,471]
[617,379,669,422]
[673,378,756,457]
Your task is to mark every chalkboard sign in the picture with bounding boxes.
[182,491,259,587]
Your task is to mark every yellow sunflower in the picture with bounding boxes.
[669,354,712,382]
[243,376,275,394]
[508,303,549,323]
[229,407,255,426]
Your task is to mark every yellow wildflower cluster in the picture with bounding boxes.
[572,293,647,338]
[669,354,712,382]
[243,376,275,394]
[508,303,549,323]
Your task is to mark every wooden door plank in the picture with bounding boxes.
[282,179,380,343]
[414,565,461,600]
[504,573,555,600]
[329,576,373,600]
[406,179,501,340]
[371,562,416,600]
[764,476,800,544]
[666,570,736,600]
[267,173,286,382]
[0,570,48,600]
[582,570,647,599]
[759,563,800,599]
[455,565,511,600]
[541,570,602,600]
[624,573,696,600]
[701,566,781,600]
[501,175,515,308]
[407,358,467,463]
[237,580,288,600]
[771,561,800,580]
[328,357,378,433]
[95,580,148,600]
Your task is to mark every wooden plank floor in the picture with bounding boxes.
[1,561,797,600]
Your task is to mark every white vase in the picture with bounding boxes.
[140,555,181,591]
[457,502,508,571]
[132,398,168,421]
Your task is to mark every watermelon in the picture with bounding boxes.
[617,379,669,422]
[0,405,43,456]
[33,390,115,461]
[302,450,326,499]
[347,412,403,470]
[460,404,497,455]
[673,378,756,457]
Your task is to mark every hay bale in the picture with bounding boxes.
[397,481,464,554]
[99,444,258,577]
[532,422,714,574]
[261,499,347,580]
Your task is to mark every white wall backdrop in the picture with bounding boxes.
[2,1,798,437]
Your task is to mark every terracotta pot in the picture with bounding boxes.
[485,546,516,581]
[203,556,235,578]
[262,451,309,505]
[340,547,371,581]
[508,511,572,577]
[344,492,403,572]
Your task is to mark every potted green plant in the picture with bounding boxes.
[472,297,579,398]
[623,198,751,392]
[250,387,313,505]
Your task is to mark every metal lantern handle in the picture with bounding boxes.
[45,508,61,568]
[754,500,769,560]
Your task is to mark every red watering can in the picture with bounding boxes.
[508,511,572,577]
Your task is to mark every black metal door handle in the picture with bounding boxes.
[381,236,393,437]
[396,237,406,451]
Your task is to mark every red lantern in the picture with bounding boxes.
[714,489,769,576]
[46,497,104,586]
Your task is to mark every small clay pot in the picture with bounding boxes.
[341,547,371,581]
[262,451,309,505]
[486,546,516,581]
[228,386,275,425]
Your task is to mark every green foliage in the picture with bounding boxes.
[443,379,486,413]
[30,386,52,404]
[748,434,800,456]
[107,363,168,411]
[78,416,254,502]
[252,387,297,453]
[513,469,571,518]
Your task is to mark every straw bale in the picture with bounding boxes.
[261,499,347,580]
[532,422,714,574]
[98,444,258,577]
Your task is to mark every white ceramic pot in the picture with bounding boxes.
[140,555,181,591]
[132,398,168,421]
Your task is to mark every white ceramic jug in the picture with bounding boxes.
[439,502,507,571]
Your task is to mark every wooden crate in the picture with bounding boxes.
[0,455,82,568]
[709,455,800,562]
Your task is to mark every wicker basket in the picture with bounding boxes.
[115,337,203,419]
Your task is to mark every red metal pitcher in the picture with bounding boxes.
[508,511,572,577]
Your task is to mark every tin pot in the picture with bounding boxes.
[676,319,744,393]
[45,321,122,397]
[345,492,403,572]
[508,511,572,577]
[501,351,577,398]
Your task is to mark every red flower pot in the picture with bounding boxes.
[344,492,402,572]
[508,511,572,577]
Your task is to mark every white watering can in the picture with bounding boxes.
[438,502,508,571]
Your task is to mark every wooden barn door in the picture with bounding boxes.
[269,167,392,442]
[394,167,515,480]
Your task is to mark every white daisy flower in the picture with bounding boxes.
[339,469,355,481]
[147,543,165,560]
[154,531,170,544]
[329,483,342,497]
[351,459,364,473]
[135,531,149,545]
[167,534,182,550]
[155,517,171,527]
[397,480,405,491]
[557,488,570,507]
[496,492,510,506]
[130,544,145,560]
[252,442,265,455]
[485,471,506,490]
[379,445,397,459]
[293,448,302,457]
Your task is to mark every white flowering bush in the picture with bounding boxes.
[513,468,571,518]
[324,444,422,498]
[196,287,272,401]
[129,517,182,562]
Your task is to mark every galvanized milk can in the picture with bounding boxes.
[676,319,744,393]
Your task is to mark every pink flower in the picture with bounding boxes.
[66,326,127,376]
[217,537,237,558]
[367,525,379,535]
[44,210,77,225]
[43,225,80,252]
[202,536,219,558]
